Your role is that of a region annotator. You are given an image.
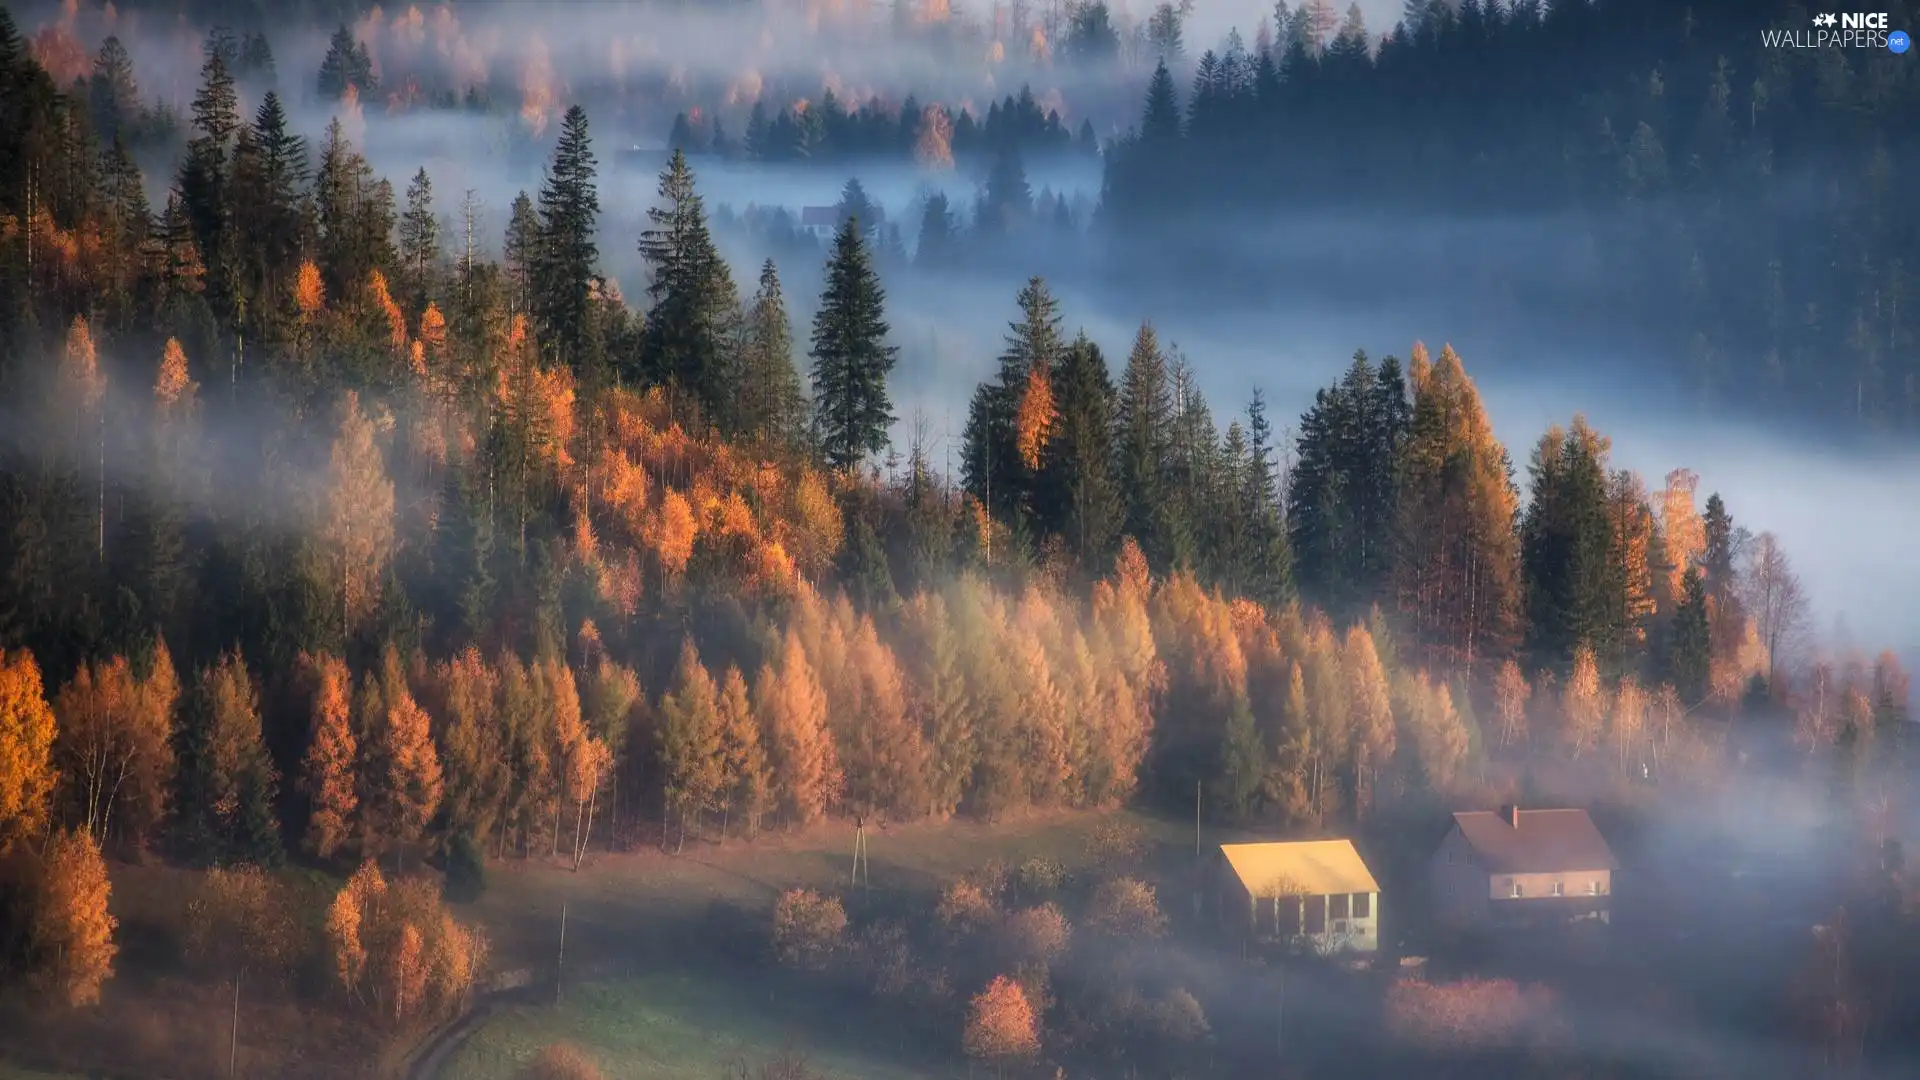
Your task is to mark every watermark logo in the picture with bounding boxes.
[1764,11,1909,49]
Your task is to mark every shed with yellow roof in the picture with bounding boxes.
[1217,839,1381,953]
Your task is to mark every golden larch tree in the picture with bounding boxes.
[431,648,507,846]
[295,259,327,317]
[1562,645,1606,757]
[33,828,118,1006]
[155,338,192,407]
[327,861,385,1002]
[657,639,725,849]
[1491,659,1531,747]
[55,648,177,846]
[914,103,954,169]
[1606,471,1660,643]
[757,631,839,826]
[1013,365,1057,471]
[0,649,60,851]
[376,652,445,864]
[1655,468,1706,609]
[320,391,396,636]
[1611,675,1647,776]
[1342,626,1396,817]
[716,665,769,837]
[299,651,360,859]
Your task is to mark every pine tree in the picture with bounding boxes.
[915,193,957,269]
[503,192,539,316]
[1520,417,1617,666]
[810,218,898,471]
[87,37,140,147]
[316,25,376,101]
[533,106,602,375]
[398,167,439,311]
[1667,566,1711,705]
[963,277,1066,522]
[1114,323,1176,568]
[179,37,241,309]
[733,259,807,445]
[638,150,738,417]
[175,650,282,867]
[1240,390,1293,608]
[1035,333,1121,563]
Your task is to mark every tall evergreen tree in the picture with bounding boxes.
[734,259,808,446]
[638,150,739,419]
[398,167,440,312]
[809,218,898,471]
[533,106,601,376]
[1519,417,1618,666]
[1035,332,1120,563]
[315,25,376,101]
[961,277,1065,520]
[1667,565,1711,704]
[1114,322,1176,567]
[1240,389,1293,608]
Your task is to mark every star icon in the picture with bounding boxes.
[1813,13,1838,27]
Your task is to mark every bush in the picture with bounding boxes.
[443,832,487,904]
[1015,855,1066,898]
[1085,877,1167,939]
[772,889,846,971]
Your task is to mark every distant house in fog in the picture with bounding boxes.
[799,204,886,241]
[1429,806,1617,929]
[1216,839,1381,954]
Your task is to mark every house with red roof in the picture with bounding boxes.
[1428,805,1618,928]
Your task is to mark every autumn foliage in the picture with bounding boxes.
[0,649,60,851]
[32,829,118,1007]
[1386,978,1565,1051]
[325,862,487,1024]
[964,974,1041,1063]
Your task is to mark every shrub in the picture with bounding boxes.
[1015,855,1066,898]
[772,888,846,970]
[1085,877,1167,939]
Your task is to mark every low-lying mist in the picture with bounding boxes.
[20,0,1918,672]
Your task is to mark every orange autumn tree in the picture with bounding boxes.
[757,630,838,826]
[299,651,359,859]
[964,974,1041,1070]
[371,649,444,866]
[1,649,60,851]
[1013,364,1056,471]
[33,828,118,1007]
[319,391,396,638]
[54,645,178,848]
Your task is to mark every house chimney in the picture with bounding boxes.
[1501,804,1520,828]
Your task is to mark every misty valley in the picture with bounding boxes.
[0,1,1917,1080]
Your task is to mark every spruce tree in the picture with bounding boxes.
[399,167,439,311]
[316,25,376,101]
[639,150,740,420]
[1667,565,1711,704]
[1241,389,1294,608]
[961,277,1064,519]
[915,193,958,269]
[179,38,240,309]
[503,192,539,315]
[735,259,808,446]
[1036,333,1120,564]
[1519,417,1617,666]
[809,218,898,471]
[1115,322,1175,566]
[533,106,601,375]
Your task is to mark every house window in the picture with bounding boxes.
[1447,850,1455,865]
[1510,881,1523,898]
[1588,880,1600,896]
[1331,894,1351,919]
[1353,893,1371,919]
[1551,882,1564,897]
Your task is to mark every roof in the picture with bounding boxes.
[1220,840,1380,897]
[1451,809,1618,874]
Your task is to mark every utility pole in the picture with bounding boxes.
[851,814,870,889]
[229,967,243,1077]
[1194,780,1202,859]
[555,902,568,1005]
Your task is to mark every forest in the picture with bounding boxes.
[1,3,1917,1080]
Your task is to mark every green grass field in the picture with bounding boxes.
[446,970,951,1080]
[448,807,1210,1080]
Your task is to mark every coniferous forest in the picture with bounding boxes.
[0,3,1917,1080]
